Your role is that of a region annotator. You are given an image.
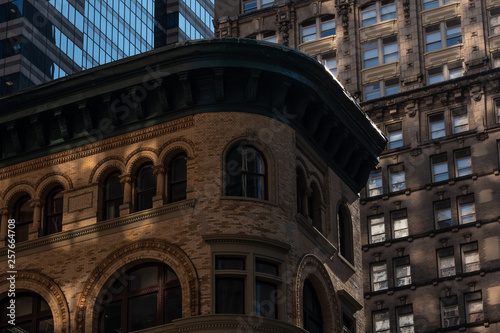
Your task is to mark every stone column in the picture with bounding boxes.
[304,187,312,218]
[152,165,165,208]
[119,174,132,216]
[29,199,43,239]
[0,208,9,243]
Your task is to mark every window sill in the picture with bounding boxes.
[296,214,336,258]
[422,129,477,146]
[298,35,336,56]
[220,195,278,206]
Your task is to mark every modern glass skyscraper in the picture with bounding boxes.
[0,0,214,95]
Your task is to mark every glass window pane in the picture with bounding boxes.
[256,281,277,318]
[130,266,158,290]
[102,302,121,333]
[216,278,244,314]
[129,294,158,331]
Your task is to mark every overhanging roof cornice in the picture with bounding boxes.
[0,38,386,192]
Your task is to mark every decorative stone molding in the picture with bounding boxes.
[88,156,126,184]
[158,138,196,165]
[76,238,200,332]
[0,117,195,181]
[424,44,463,68]
[0,270,70,333]
[359,19,397,43]
[336,0,351,36]
[421,2,460,26]
[124,148,159,175]
[293,254,341,332]
[1,182,36,207]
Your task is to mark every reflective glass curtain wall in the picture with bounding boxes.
[0,0,214,95]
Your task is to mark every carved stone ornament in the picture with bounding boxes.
[337,0,351,35]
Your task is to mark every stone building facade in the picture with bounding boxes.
[0,39,385,332]
[213,0,500,332]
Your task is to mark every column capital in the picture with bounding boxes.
[152,165,165,175]
[29,198,44,207]
[0,207,9,216]
[119,174,132,184]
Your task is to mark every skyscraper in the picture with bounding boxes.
[0,0,214,95]
[213,0,500,332]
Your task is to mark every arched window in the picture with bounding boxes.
[303,279,324,333]
[296,168,307,216]
[13,195,33,242]
[103,171,123,220]
[97,263,182,332]
[168,154,187,203]
[226,145,266,199]
[135,164,156,212]
[0,292,54,332]
[309,185,322,233]
[339,204,354,264]
[44,187,63,235]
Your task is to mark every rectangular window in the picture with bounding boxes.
[490,7,500,35]
[392,209,408,238]
[428,66,444,84]
[384,77,400,96]
[429,113,445,139]
[215,256,245,314]
[425,24,441,52]
[320,15,336,38]
[389,164,406,192]
[461,242,480,273]
[365,83,381,100]
[262,31,277,43]
[455,148,472,177]
[363,41,379,68]
[493,51,500,68]
[371,262,388,291]
[446,19,462,47]
[441,296,459,328]
[396,305,414,333]
[387,123,403,149]
[302,20,317,42]
[432,154,449,182]
[465,291,484,323]
[322,52,337,76]
[373,310,390,333]
[363,36,398,69]
[243,0,257,13]
[370,216,385,243]
[435,200,452,229]
[452,108,468,133]
[343,312,356,333]
[458,194,475,224]
[437,247,455,277]
[361,0,396,27]
[255,259,279,319]
[394,256,411,287]
[368,171,383,197]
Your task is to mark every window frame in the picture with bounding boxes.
[387,122,403,149]
[12,195,33,243]
[135,163,157,212]
[396,305,414,333]
[457,194,475,224]
[437,247,456,278]
[97,262,182,332]
[391,209,408,239]
[338,203,354,264]
[320,52,337,76]
[454,148,472,178]
[393,256,411,287]
[44,186,64,236]
[362,36,398,69]
[0,292,53,332]
[371,262,388,292]
[425,19,462,53]
[461,242,480,273]
[431,154,449,183]
[440,295,459,328]
[423,0,458,10]
[103,171,123,221]
[429,113,446,139]
[369,215,385,244]
[435,199,452,229]
[242,0,273,13]
[167,153,187,203]
[464,291,484,323]
[428,62,463,85]
[389,164,406,193]
[373,309,390,333]
[364,77,400,101]
[495,98,500,124]
[452,108,469,134]
[225,145,267,200]
[301,15,336,43]
[360,0,396,27]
